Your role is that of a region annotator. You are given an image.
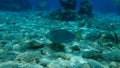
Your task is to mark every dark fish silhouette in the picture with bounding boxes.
[46,29,75,43]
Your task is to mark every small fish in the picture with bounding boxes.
[46,29,75,43]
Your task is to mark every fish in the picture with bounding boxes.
[46,29,75,43]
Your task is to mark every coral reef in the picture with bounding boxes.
[49,9,77,21]
[49,0,77,21]
[59,0,77,10]
[49,0,93,21]
[78,0,93,17]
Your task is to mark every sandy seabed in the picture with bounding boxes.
[0,11,120,68]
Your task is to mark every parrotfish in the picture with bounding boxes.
[46,29,75,43]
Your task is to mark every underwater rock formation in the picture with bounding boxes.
[97,32,119,47]
[59,0,77,21]
[78,0,93,17]
[49,0,77,21]
[0,0,31,11]
[59,0,77,10]
[82,50,103,59]
[49,9,77,21]
[103,50,120,62]
[49,43,65,52]
[50,0,93,21]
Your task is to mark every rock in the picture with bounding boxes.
[70,45,80,51]
[0,51,18,62]
[0,61,21,68]
[49,43,65,52]
[87,59,104,68]
[109,62,118,68]
[47,58,71,68]
[0,50,6,62]
[80,63,91,68]
[114,32,120,49]
[117,63,120,68]
[15,51,42,63]
[49,9,77,21]
[18,40,45,51]
[4,42,15,51]
[53,53,72,60]
[47,55,87,68]
[5,51,18,61]
[78,28,101,41]
[103,51,120,62]
[39,58,51,67]
[82,50,103,59]
[4,39,45,51]
[0,61,43,68]
[22,63,43,68]
[69,56,87,67]
[78,0,93,17]
[98,32,118,46]
[59,0,76,10]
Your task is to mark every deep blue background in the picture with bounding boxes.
[30,0,118,13]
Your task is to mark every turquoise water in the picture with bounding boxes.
[0,0,120,68]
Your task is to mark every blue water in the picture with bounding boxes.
[29,0,118,14]
[0,0,119,14]
[0,0,120,67]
